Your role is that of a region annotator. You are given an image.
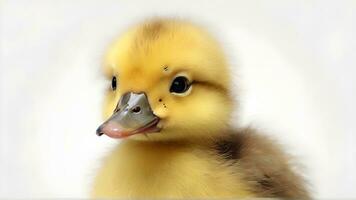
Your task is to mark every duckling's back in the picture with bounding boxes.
[214,127,310,198]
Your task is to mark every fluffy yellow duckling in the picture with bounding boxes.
[92,18,310,199]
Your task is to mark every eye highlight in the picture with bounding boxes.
[111,76,117,91]
[170,76,190,94]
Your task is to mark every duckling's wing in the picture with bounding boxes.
[214,127,311,199]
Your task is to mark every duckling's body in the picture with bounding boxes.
[92,18,310,199]
[92,128,309,198]
[92,138,251,198]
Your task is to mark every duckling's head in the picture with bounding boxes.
[97,18,233,142]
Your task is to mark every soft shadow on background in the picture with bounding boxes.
[1,0,355,198]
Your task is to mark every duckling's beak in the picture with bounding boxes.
[96,92,160,139]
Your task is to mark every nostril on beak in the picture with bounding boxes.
[114,107,120,113]
[131,106,141,114]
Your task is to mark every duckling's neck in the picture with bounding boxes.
[122,139,203,152]
[119,138,213,162]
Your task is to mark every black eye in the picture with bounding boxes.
[111,76,117,91]
[170,76,190,93]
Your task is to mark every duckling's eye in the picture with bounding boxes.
[111,76,117,91]
[170,76,190,94]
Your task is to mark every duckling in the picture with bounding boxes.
[92,18,310,199]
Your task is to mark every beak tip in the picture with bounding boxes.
[96,127,104,136]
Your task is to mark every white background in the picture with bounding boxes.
[1,0,355,198]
